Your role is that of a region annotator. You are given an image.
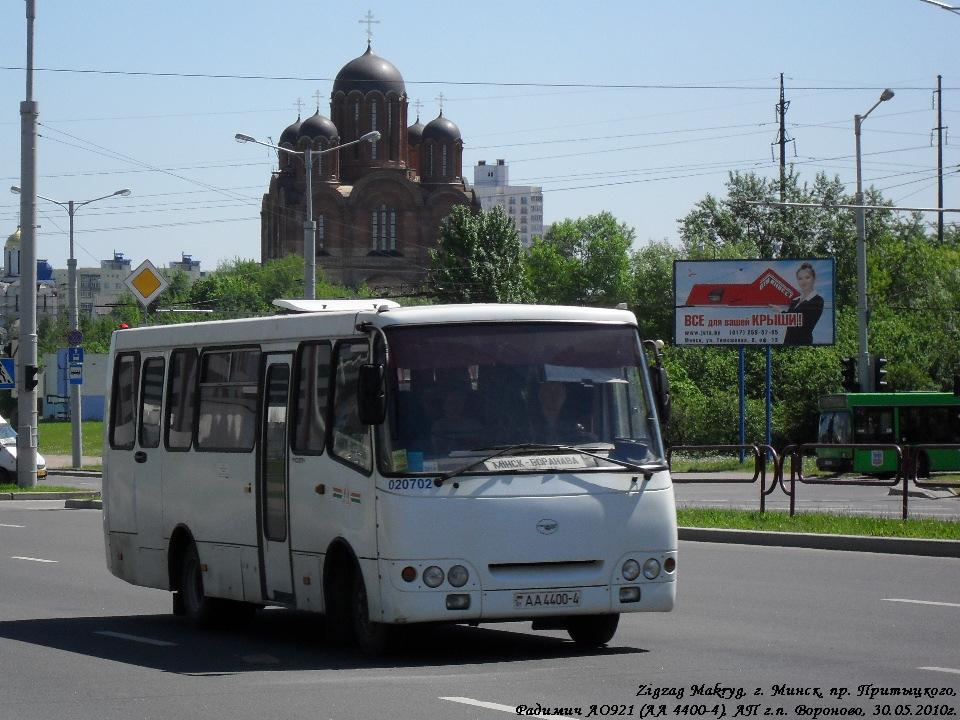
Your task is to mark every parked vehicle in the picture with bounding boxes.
[0,415,47,483]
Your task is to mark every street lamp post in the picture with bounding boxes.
[854,88,894,393]
[11,186,131,468]
[235,131,380,299]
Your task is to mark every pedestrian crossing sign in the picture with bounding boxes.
[0,358,15,389]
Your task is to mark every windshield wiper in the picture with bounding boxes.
[435,443,666,486]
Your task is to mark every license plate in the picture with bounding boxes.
[513,590,581,609]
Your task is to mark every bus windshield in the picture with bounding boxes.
[818,410,851,444]
[376,322,663,474]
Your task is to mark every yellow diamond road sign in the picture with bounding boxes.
[125,259,169,308]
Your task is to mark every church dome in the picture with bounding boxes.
[5,227,20,250]
[407,118,425,145]
[279,116,302,146]
[333,45,405,96]
[422,113,461,143]
[299,111,339,141]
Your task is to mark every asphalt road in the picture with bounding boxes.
[1,500,958,720]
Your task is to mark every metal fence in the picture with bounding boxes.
[668,442,960,520]
[668,444,779,513]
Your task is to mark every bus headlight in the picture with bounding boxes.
[447,565,469,588]
[423,565,445,588]
[621,559,641,581]
[642,558,661,580]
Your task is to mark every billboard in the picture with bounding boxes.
[674,259,835,346]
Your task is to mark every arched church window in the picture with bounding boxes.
[370,204,397,252]
[441,145,448,177]
[354,100,362,159]
[371,102,378,160]
[386,100,395,161]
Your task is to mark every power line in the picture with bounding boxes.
[0,65,952,91]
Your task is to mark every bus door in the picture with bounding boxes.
[258,353,294,603]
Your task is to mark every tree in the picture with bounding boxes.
[526,211,633,306]
[428,205,531,303]
[629,239,679,341]
[669,168,960,446]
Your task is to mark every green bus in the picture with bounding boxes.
[817,392,960,476]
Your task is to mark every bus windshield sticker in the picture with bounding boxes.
[483,454,588,472]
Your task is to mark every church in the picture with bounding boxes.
[259,40,479,291]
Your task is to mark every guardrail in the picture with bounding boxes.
[779,443,906,518]
[668,444,779,513]
[670,442,959,520]
[905,444,960,491]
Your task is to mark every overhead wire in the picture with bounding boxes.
[0,64,952,91]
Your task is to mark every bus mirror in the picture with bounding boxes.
[357,363,387,425]
[643,339,671,428]
[653,366,671,426]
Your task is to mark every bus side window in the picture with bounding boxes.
[330,340,372,472]
[197,348,260,452]
[110,353,140,451]
[138,357,165,449]
[165,348,198,451]
[292,341,332,454]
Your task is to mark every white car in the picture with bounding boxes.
[0,417,47,484]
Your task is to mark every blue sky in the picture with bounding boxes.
[0,0,957,272]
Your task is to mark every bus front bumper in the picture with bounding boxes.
[378,578,675,625]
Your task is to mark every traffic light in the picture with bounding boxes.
[874,356,888,391]
[841,357,859,392]
[24,364,39,391]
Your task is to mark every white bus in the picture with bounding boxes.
[102,301,676,652]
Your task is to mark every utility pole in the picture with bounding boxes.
[934,75,946,243]
[17,0,39,489]
[778,73,790,204]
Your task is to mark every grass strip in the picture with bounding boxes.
[677,508,960,540]
[37,420,104,457]
[0,484,91,493]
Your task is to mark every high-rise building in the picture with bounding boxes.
[473,160,544,248]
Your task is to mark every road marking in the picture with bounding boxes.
[884,598,960,608]
[0,523,26,528]
[441,697,580,718]
[94,631,178,647]
[920,667,960,676]
[10,556,58,563]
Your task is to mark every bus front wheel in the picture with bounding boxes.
[351,570,393,655]
[567,614,619,647]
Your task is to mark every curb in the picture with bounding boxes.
[65,499,103,509]
[0,492,101,501]
[47,470,102,478]
[679,527,960,558]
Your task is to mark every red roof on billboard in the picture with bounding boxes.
[685,268,798,306]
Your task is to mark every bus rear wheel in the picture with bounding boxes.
[567,614,619,647]
[351,570,393,655]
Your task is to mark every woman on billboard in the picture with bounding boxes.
[782,262,824,345]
